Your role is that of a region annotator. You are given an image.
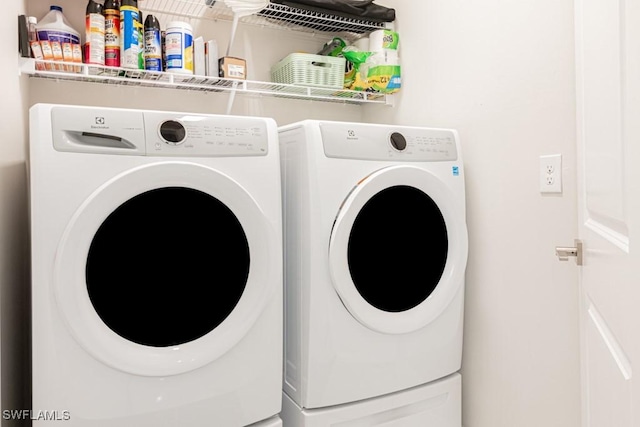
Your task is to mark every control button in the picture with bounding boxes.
[159,120,187,145]
[390,132,407,151]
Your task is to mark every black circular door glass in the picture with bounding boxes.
[86,187,250,347]
[347,185,448,312]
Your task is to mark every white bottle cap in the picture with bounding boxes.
[167,21,193,32]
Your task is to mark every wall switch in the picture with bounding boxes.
[540,154,562,194]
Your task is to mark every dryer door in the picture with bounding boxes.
[54,162,277,376]
[329,165,468,334]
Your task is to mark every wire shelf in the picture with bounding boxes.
[20,59,389,105]
[255,3,388,35]
[139,0,389,41]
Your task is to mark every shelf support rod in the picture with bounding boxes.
[226,15,240,57]
[225,81,240,115]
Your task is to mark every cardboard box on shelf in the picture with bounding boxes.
[219,56,246,80]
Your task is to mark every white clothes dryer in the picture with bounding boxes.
[278,121,468,419]
[29,104,282,427]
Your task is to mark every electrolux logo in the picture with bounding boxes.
[347,129,358,141]
[91,116,109,130]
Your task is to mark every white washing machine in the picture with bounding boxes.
[29,104,283,427]
[278,120,468,426]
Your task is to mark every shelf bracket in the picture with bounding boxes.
[18,57,35,76]
[385,94,396,107]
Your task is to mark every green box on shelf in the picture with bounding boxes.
[271,53,346,89]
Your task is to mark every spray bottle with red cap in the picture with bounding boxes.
[103,0,120,67]
[85,0,105,65]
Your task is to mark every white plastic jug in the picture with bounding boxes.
[36,5,80,45]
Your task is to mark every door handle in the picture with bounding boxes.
[555,239,583,265]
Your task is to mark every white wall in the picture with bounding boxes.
[0,1,30,424]
[364,1,581,426]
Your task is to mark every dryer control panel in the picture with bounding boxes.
[320,123,458,161]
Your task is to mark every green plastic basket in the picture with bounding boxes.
[271,53,346,89]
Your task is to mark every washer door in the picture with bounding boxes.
[329,165,468,334]
[54,162,276,376]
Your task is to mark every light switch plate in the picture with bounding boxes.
[540,154,562,194]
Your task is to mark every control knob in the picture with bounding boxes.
[159,120,187,145]
[390,132,407,151]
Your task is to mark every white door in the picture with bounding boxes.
[575,0,640,425]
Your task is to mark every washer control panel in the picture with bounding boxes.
[146,113,269,157]
[49,106,271,157]
[320,123,458,161]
